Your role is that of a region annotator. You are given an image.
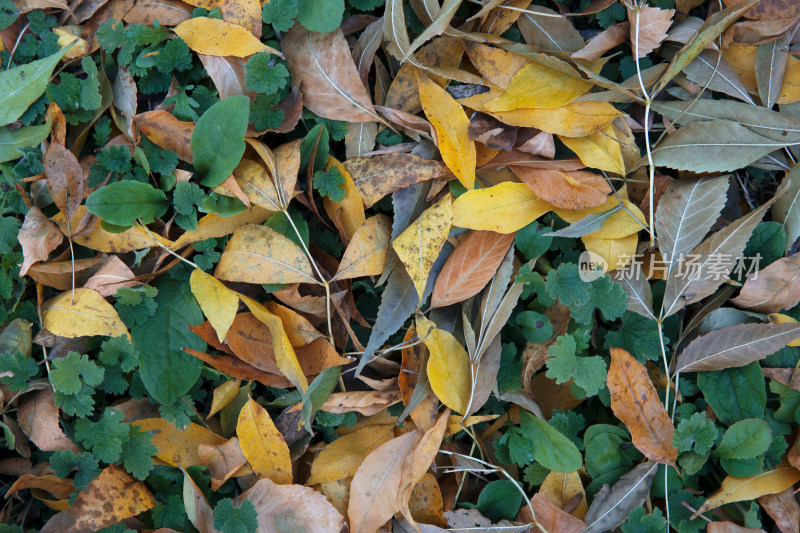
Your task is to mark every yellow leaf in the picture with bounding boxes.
[417,72,476,190]
[559,125,625,175]
[232,158,283,211]
[170,207,272,250]
[539,470,588,520]
[306,425,395,485]
[452,182,552,233]
[323,156,365,241]
[768,314,800,346]
[190,270,239,342]
[555,195,646,238]
[582,233,639,272]
[444,414,499,438]
[490,101,623,137]
[418,316,471,414]
[207,379,242,419]
[696,461,800,516]
[334,214,393,281]
[241,295,309,393]
[265,301,322,346]
[215,223,317,285]
[236,398,293,484]
[42,289,130,340]
[483,62,592,112]
[393,195,453,299]
[180,0,261,36]
[723,43,800,104]
[52,206,173,254]
[136,418,226,468]
[173,17,278,58]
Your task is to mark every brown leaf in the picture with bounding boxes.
[183,347,293,387]
[43,143,85,235]
[344,153,449,208]
[6,474,75,501]
[27,256,104,291]
[628,4,675,58]
[19,207,64,277]
[510,166,611,210]
[198,436,249,491]
[431,231,515,309]
[763,368,800,392]
[676,322,800,372]
[468,113,517,151]
[517,493,586,533]
[515,129,555,159]
[132,110,194,163]
[399,326,438,432]
[282,26,378,123]
[731,254,800,313]
[757,488,800,533]
[17,388,79,453]
[123,0,193,25]
[241,477,345,532]
[572,21,630,62]
[40,465,155,533]
[198,54,249,100]
[83,256,136,297]
[706,523,767,533]
[319,390,402,416]
[608,348,678,465]
[724,0,800,21]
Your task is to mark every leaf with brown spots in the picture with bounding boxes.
[607,347,678,465]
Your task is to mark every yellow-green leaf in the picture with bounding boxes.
[417,72,476,190]
[174,17,279,58]
[334,214,393,281]
[490,101,623,137]
[559,125,625,175]
[190,270,239,343]
[236,398,293,484]
[452,182,552,233]
[393,195,453,300]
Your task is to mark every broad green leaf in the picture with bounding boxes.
[0,119,53,164]
[521,410,582,473]
[713,419,771,460]
[191,95,249,187]
[0,47,70,127]
[696,362,766,425]
[474,480,523,522]
[646,120,789,173]
[133,276,205,405]
[296,0,343,33]
[85,181,168,227]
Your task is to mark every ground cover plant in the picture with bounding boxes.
[1,0,800,531]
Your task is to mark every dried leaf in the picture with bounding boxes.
[136,418,226,467]
[334,214,392,281]
[511,166,611,210]
[19,206,64,276]
[490,101,622,138]
[418,316,471,414]
[757,488,800,533]
[42,288,130,340]
[731,254,800,313]
[344,153,449,208]
[583,461,658,533]
[173,17,278,57]
[43,143,84,235]
[18,388,78,453]
[306,425,395,485]
[484,62,592,112]
[83,256,136,297]
[132,110,194,163]
[696,461,800,516]
[608,348,677,464]
[242,477,345,532]
[236,397,293,484]
[628,4,674,59]
[452,182,551,233]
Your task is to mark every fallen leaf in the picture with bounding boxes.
[417,72,476,190]
[207,379,241,419]
[315,390,402,415]
[42,288,130,340]
[757,488,800,533]
[19,206,64,276]
[538,470,588,520]
[430,230,514,308]
[608,347,678,465]
[190,269,239,342]
[517,493,586,532]
[43,143,84,234]
[628,4,675,58]
[490,101,623,138]
[82,256,136,297]
[242,477,346,532]
[17,388,78,452]
[511,166,611,210]
[483,62,592,112]
[323,156,366,241]
[696,461,800,516]
[173,17,278,57]
[731,254,800,313]
[583,461,658,533]
[334,214,393,281]
[559,124,625,175]
[282,26,378,123]
[236,397,293,484]
[136,418,226,467]
[306,424,395,485]
[345,153,449,208]
[132,110,194,163]
[452,182,551,233]
[418,316,471,414]
[393,195,452,299]
[198,436,249,491]
[123,0,192,25]
[181,0,261,36]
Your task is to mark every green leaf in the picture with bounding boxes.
[0,46,70,127]
[296,0,343,33]
[50,450,101,490]
[672,412,717,455]
[213,498,258,533]
[98,336,140,373]
[475,480,523,522]
[262,0,298,31]
[604,312,664,363]
[496,343,522,395]
[313,167,345,201]
[621,507,667,533]
[301,366,340,434]
[133,276,205,405]
[300,123,329,173]
[515,220,553,260]
[0,119,53,164]
[245,53,289,94]
[191,95,249,187]
[173,180,206,216]
[696,362,766,425]
[249,93,284,130]
[74,408,129,463]
[546,334,607,396]
[0,0,18,31]
[516,310,552,343]
[86,181,168,227]
[714,419,772,460]
[121,424,158,479]
[0,351,38,391]
[156,38,192,73]
[51,352,104,395]
[520,410,583,472]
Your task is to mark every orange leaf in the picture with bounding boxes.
[607,347,678,465]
